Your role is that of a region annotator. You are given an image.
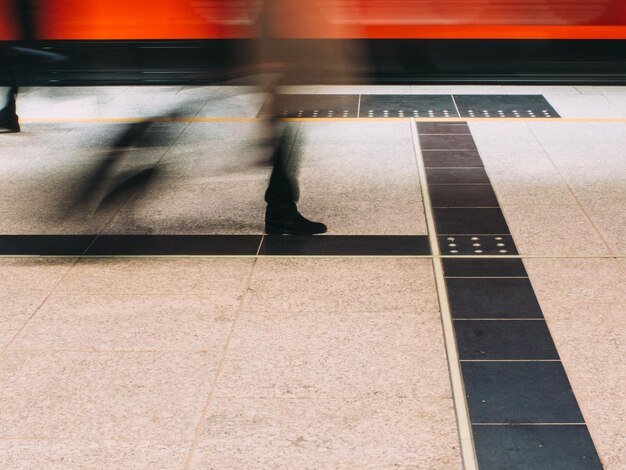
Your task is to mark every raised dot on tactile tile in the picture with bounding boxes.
[472,243,481,247]
[450,250,459,254]
[499,250,508,253]
[475,250,483,253]
[447,237,455,241]
[495,237,503,240]
[497,243,505,247]
[471,237,479,240]
[449,243,457,247]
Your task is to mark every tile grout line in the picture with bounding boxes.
[0,258,82,357]
[182,257,258,469]
[524,120,615,255]
[451,95,462,118]
[410,118,478,470]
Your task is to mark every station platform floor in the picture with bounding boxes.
[0,84,624,469]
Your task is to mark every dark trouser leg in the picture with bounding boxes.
[263,132,327,235]
[264,134,298,222]
[0,86,19,132]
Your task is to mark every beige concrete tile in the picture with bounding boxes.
[411,85,505,94]
[243,259,438,313]
[490,169,576,205]
[540,142,626,169]
[540,301,625,396]
[501,86,581,95]
[0,258,75,294]
[103,178,268,234]
[525,259,625,305]
[0,440,189,469]
[56,258,253,295]
[190,398,461,469]
[100,95,207,119]
[317,85,412,94]
[540,95,624,118]
[581,202,626,255]
[0,351,215,441]
[528,122,626,145]
[469,121,538,146]
[19,95,114,119]
[502,204,610,255]
[299,121,412,145]
[0,295,42,349]
[10,294,239,352]
[575,86,626,95]
[299,198,427,235]
[197,91,265,118]
[216,312,449,399]
[580,397,626,470]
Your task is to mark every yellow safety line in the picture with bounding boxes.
[19,116,626,124]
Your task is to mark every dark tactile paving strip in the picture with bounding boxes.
[0,235,431,256]
[422,150,483,168]
[0,235,97,256]
[463,362,584,423]
[359,95,458,118]
[455,320,559,360]
[416,120,598,469]
[417,122,470,134]
[85,235,263,256]
[443,259,528,277]
[473,425,602,470]
[430,185,498,208]
[426,168,490,184]
[261,94,359,118]
[419,134,478,151]
[454,95,561,118]
[434,208,511,235]
[439,235,518,255]
[258,94,560,120]
[259,235,430,256]
[447,278,543,319]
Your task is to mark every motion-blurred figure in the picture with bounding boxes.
[0,0,34,133]
[1,0,65,133]
[256,0,366,234]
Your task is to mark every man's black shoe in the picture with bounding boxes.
[265,213,327,235]
[0,114,20,133]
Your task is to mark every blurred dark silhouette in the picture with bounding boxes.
[255,0,366,234]
[1,0,65,133]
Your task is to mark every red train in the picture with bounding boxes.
[2,0,626,41]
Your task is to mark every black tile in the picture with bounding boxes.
[443,259,528,277]
[0,235,96,256]
[439,235,518,255]
[422,151,483,168]
[434,208,510,235]
[359,95,458,118]
[454,95,561,118]
[259,235,430,256]
[455,320,558,360]
[426,168,490,184]
[260,94,359,118]
[463,362,584,423]
[419,134,477,151]
[85,235,262,256]
[447,278,543,318]
[430,185,498,208]
[473,425,602,470]
[417,122,470,134]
